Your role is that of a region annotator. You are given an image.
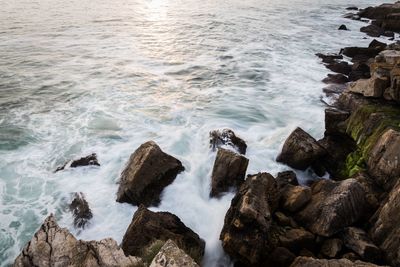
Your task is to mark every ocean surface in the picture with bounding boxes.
[0,0,388,266]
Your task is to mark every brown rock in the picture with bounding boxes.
[277,127,326,170]
[343,227,381,263]
[289,256,386,266]
[149,240,199,267]
[341,46,382,59]
[121,205,205,264]
[276,171,299,188]
[389,66,400,102]
[322,74,349,84]
[69,192,92,229]
[210,148,249,198]
[116,141,184,206]
[266,247,296,267]
[281,185,312,213]
[274,212,298,228]
[295,179,367,237]
[358,2,400,20]
[55,153,100,172]
[348,69,390,98]
[326,61,352,75]
[210,128,247,154]
[279,228,315,252]
[320,238,343,258]
[360,24,384,37]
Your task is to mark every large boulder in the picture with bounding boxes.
[370,180,400,266]
[289,256,386,267]
[348,69,390,98]
[210,148,249,198]
[121,205,205,264]
[277,127,326,171]
[210,128,247,154]
[295,179,367,237]
[69,192,92,229]
[13,215,142,267]
[149,240,199,267]
[116,141,184,206]
[342,227,381,263]
[281,185,312,213]
[55,153,100,172]
[220,172,279,265]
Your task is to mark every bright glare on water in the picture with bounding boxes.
[0,0,387,266]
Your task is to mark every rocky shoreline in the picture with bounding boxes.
[13,2,400,267]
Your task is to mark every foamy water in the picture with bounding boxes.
[0,0,390,266]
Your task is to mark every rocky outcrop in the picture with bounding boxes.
[281,185,311,213]
[358,2,400,32]
[289,256,386,267]
[13,215,142,267]
[121,205,205,264]
[69,192,92,229]
[149,240,199,267]
[55,153,100,172]
[116,141,184,206]
[210,148,249,198]
[295,179,367,237]
[210,128,247,154]
[220,172,279,265]
[277,127,326,171]
[342,227,381,263]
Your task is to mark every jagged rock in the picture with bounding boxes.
[341,47,382,60]
[69,192,92,229]
[281,185,311,213]
[339,25,349,31]
[336,91,371,112]
[316,53,343,64]
[295,179,367,237]
[210,148,249,198]
[210,129,247,154]
[323,74,349,84]
[349,62,371,82]
[320,238,343,258]
[361,25,384,37]
[13,215,142,267]
[266,247,296,267]
[324,108,350,135]
[55,153,100,172]
[276,171,299,188]
[326,61,352,75]
[279,228,315,252]
[370,180,400,266]
[343,227,381,263]
[220,172,279,265]
[348,69,390,98]
[277,127,326,171]
[358,2,400,31]
[121,205,205,264]
[289,256,386,266]
[367,128,400,190]
[149,240,199,267]
[116,141,184,206]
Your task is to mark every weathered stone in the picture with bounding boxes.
[13,215,142,267]
[55,153,100,172]
[343,227,381,263]
[210,148,249,198]
[349,62,371,82]
[324,108,350,135]
[389,66,400,102]
[348,69,390,98]
[360,24,384,37]
[323,74,349,84]
[116,141,184,206]
[210,128,247,154]
[295,179,367,237]
[277,127,326,170]
[320,238,343,258]
[289,256,386,267]
[220,172,279,265]
[358,2,400,20]
[336,91,371,112]
[121,205,205,264]
[353,172,383,217]
[326,61,352,75]
[279,228,315,252]
[149,240,199,267]
[266,247,296,267]
[69,192,92,229]
[281,185,311,213]
[276,171,299,188]
[274,212,298,228]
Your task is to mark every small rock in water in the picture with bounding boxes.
[346,6,358,11]
[209,128,247,154]
[55,153,100,172]
[339,24,349,30]
[70,192,93,229]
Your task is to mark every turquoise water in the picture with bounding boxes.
[0,0,386,265]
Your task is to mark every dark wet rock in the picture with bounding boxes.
[324,108,350,135]
[281,185,311,213]
[69,192,92,229]
[343,252,361,261]
[369,40,387,50]
[266,247,296,267]
[349,62,371,82]
[326,61,352,75]
[358,2,400,21]
[347,6,358,11]
[210,129,247,154]
[149,239,199,267]
[322,74,349,84]
[370,180,400,266]
[13,215,142,267]
[361,24,384,37]
[276,171,299,188]
[210,148,249,198]
[277,127,326,171]
[274,212,298,228]
[220,172,279,265]
[339,24,349,31]
[289,256,386,266]
[323,84,347,96]
[55,153,100,172]
[316,53,343,64]
[121,205,205,264]
[343,227,381,263]
[279,228,315,253]
[295,179,367,237]
[116,141,184,207]
[341,46,383,60]
[320,238,343,258]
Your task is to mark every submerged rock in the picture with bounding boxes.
[55,153,100,172]
[289,256,386,266]
[295,179,367,237]
[210,128,247,154]
[69,192,92,229]
[13,215,142,267]
[210,148,249,198]
[116,141,184,207]
[121,205,205,264]
[149,240,199,267]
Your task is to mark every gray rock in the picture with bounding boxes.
[289,256,387,267]
[149,240,199,267]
